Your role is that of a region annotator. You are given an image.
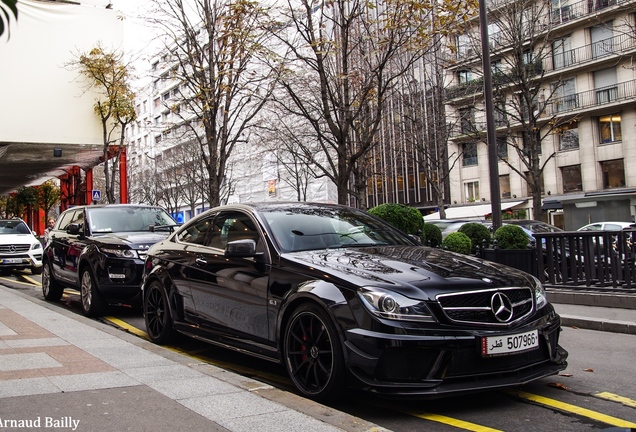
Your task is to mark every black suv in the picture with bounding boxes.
[42,204,177,316]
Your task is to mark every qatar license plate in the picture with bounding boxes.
[482,330,539,357]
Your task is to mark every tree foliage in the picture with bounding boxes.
[37,180,61,219]
[0,0,17,39]
[494,224,528,249]
[443,231,472,254]
[68,44,136,204]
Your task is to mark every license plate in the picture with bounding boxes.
[1,258,24,264]
[481,330,539,357]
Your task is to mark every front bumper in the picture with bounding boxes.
[93,256,144,301]
[343,309,567,397]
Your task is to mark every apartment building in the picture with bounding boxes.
[443,0,636,229]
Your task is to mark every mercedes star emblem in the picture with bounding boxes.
[491,292,514,322]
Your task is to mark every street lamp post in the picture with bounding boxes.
[478,0,502,231]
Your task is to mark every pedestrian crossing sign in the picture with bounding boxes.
[92,190,101,201]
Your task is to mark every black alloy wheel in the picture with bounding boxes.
[80,268,104,317]
[283,304,345,402]
[42,260,63,301]
[144,281,174,344]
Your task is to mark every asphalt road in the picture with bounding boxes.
[1,269,635,431]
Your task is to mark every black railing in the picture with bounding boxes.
[478,228,636,293]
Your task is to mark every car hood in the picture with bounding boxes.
[0,234,39,244]
[282,245,533,300]
[91,232,170,249]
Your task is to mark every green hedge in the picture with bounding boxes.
[458,222,491,250]
[368,203,423,236]
[442,232,472,254]
[494,224,528,249]
[422,223,442,247]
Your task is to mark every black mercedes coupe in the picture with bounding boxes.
[141,202,568,401]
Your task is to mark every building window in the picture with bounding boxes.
[462,142,478,166]
[552,36,573,69]
[497,136,508,159]
[558,122,579,150]
[601,159,625,188]
[561,165,583,192]
[594,68,617,104]
[525,171,545,196]
[465,181,480,202]
[458,70,473,84]
[459,107,474,134]
[500,175,511,199]
[523,130,542,155]
[553,78,578,112]
[598,113,621,143]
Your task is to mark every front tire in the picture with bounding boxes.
[283,304,346,402]
[42,260,63,301]
[144,281,175,344]
[80,268,104,317]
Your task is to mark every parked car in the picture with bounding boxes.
[577,221,635,232]
[141,202,568,401]
[42,204,178,316]
[0,218,43,275]
[425,219,485,239]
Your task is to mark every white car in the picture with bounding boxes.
[0,219,43,274]
[577,221,635,231]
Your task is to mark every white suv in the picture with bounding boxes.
[0,218,43,274]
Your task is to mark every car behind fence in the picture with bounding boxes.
[476,228,636,293]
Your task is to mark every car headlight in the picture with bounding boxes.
[100,247,139,259]
[530,275,547,310]
[31,242,42,251]
[358,287,436,322]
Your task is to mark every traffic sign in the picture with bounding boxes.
[92,190,101,201]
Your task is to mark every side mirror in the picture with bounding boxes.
[67,223,82,235]
[225,239,257,257]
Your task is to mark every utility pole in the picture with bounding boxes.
[478,0,502,231]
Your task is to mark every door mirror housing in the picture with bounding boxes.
[225,239,257,257]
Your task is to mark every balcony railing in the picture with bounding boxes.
[548,33,636,72]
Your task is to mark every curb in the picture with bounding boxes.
[559,315,636,335]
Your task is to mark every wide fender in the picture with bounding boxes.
[276,279,354,350]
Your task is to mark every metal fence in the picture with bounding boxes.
[477,228,636,293]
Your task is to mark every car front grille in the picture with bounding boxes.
[436,287,534,326]
[0,244,31,254]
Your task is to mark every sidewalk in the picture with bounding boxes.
[548,288,636,335]
[0,285,385,432]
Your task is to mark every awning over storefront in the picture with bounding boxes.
[424,201,525,221]
[541,200,563,210]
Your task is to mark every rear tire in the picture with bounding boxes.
[42,260,63,301]
[80,268,104,317]
[283,304,346,402]
[144,280,175,344]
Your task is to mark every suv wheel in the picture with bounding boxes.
[80,268,104,317]
[42,261,63,301]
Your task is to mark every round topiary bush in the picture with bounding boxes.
[422,223,443,248]
[458,222,491,250]
[494,224,529,249]
[442,232,472,254]
[368,203,423,236]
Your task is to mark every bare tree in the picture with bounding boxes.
[148,0,277,208]
[266,0,473,206]
[450,0,582,218]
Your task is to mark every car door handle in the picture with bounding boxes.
[195,257,207,266]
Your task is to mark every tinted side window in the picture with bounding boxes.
[207,212,259,250]
[57,211,77,231]
[176,217,213,245]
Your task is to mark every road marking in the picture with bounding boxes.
[595,392,636,408]
[0,275,39,287]
[405,412,502,432]
[507,389,636,428]
[104,316,150,339]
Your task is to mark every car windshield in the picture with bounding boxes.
[87,207,176,233]
[262,207,416,252]
[0,220,31,235]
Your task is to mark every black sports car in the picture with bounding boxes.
[42,204,177,316]
[141,202,568,401]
